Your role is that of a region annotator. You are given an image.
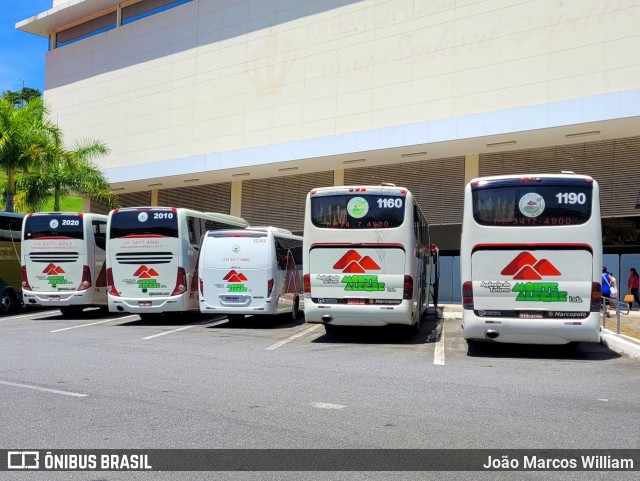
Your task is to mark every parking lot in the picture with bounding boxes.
[0,307,639,480]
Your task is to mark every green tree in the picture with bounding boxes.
[1,87,42,107]
[0,97,60,212]
[17,138,119,212]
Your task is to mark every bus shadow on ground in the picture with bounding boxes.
[211,313,305,330]
[29,307,119,321]
[311,314,440,345]
[466,340,621,361]
[116,312,215,327]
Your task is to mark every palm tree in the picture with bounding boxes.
[16,138,119,212]
[0,97,61,212]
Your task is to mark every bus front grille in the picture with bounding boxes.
[115,252,174,264]
[29,252,80,263]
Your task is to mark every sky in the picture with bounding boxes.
[0,0,53,94]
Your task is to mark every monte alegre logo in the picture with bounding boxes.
[501,252,561,281]
[223,270,248,293]
[133,265,162,289]
[501,252,567,303]
[42,263,72,286]
[334,250,384,292]
[333,250,381,273]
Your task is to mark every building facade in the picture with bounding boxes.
[18,0,640,301]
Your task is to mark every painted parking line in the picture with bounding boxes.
[141,319,227,340]
[311,402,346,410]
[0,380,87,398]
[434,321,445,365]
[50,315,138,333]
[266,324,322,351]
[0,310,59,322]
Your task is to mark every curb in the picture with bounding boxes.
[600,329,640,360]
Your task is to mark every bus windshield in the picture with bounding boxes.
[24,215,84,240]
[472,182,592,226]
[109,210,178,239]
[311,194,405,229]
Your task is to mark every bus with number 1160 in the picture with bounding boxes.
[303,184,439,334]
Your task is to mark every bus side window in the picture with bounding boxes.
[275,237,287,270]
[92,220,106,250]
[187,217,198,247]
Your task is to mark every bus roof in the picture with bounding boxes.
[308,185,410,195]
[112,207,249,227]
[469,173,595,185]
[247,226,293,235]
[0,212,25,219]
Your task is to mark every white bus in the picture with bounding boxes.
[106,207,248,320]
[303,185,438,334]
[198,227,303,322]
[21,212,108,316]
[461,173,602,345]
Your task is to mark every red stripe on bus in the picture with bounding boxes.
[472,243,593,253]
[119,234,168,238]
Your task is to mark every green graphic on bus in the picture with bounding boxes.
[512,282,568,302]
[341,275,385,292]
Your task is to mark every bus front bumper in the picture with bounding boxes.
[108,295,189,313]
[462,311,601,344]
[304,299,414,326]
[23,289,93,307]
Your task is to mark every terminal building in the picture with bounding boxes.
[18,0,640,301]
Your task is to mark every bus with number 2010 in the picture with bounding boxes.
[106,207,248,320]
[461,172,602,345]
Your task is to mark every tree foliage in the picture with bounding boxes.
[0,97,60,212]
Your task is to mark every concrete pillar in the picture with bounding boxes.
[230,181,242,217]
[334,169,345,186]
[150,189,159,206]
[464,153,480,184]
[82,196,91,213]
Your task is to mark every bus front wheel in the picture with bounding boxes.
[291,297,300,322]
[227,314,244,323]
[0,290,17,314]
[60,306,84,317]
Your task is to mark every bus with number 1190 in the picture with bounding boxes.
[461,172,602,345]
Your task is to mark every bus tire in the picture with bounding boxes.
[227,314,244,323]
[324,323,338,334]
[291,296,300,322]
[60,306,84,317]
[0,289,17,314]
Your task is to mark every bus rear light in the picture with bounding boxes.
[106,268,119,297]
[400,189,406,194]
[171,267,187,296]
[267,278,274,297]
[590,282,601,312]
[21,266,32,290]
[403,275,413,300]
[199,278,204,296]
[78,265,92,291]
[303,274,311,294]
[463,281,474,310]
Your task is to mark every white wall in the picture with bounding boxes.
[43,0,640,170]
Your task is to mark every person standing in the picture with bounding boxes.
[627,267,640,310]
[602,267,613,315]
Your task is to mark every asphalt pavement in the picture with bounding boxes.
[0,306,638,480]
